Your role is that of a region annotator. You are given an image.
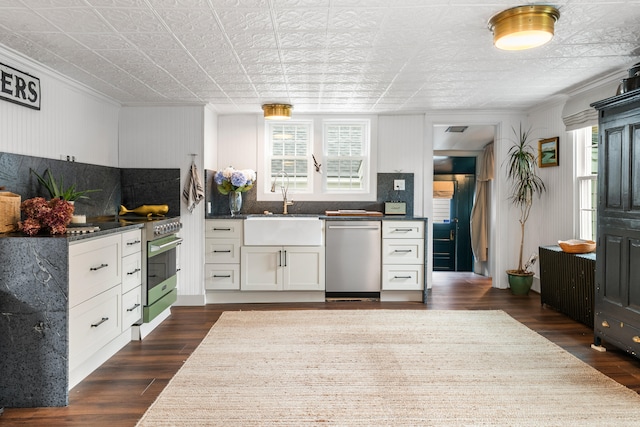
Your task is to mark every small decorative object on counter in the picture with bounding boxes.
[558,239,596,254]
[0,191,21,233]
[214,166,256,216]
[119,204,169,217]
[18,197,74,235]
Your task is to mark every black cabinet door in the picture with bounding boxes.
[593,93,640,356]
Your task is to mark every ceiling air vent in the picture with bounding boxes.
[445,126,468,133]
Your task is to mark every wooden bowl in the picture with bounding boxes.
[558,239,596,254]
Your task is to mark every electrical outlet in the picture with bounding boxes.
[394,179,405,191]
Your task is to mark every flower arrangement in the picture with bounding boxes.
[18,197,74,235]
[214,167,257,195]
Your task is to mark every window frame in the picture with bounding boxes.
[257,115,378,202]
[263,120,314,195]
[322,119,371,194]
[574,125,598,241]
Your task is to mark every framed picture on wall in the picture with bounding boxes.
[538,137,559,167]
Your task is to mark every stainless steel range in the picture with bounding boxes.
[120,215,182,324]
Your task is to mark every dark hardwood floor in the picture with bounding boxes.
[3,272,640,426]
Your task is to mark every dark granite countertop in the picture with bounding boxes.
[207,214,427,221]
[0,221,143,242]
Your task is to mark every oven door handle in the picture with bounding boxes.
[149,237,184,253]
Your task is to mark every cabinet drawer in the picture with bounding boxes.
[382,221,424,239]
[121,229,142,257]
[382,239,424,264]
[122,286,142,330]
[205,219,243,239]
[69,234,121,308]
[205,238,241,263]
[382,265,424,290]
[69,285,121,371]
[595,312,640,355]
[205,264,240,290]
[122,253,142,294]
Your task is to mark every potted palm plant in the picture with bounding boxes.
[505,124,546,295]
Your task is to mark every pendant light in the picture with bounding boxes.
[262,104,292,120]
[488,5,560,51]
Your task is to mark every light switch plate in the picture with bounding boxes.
[394,179,405,190]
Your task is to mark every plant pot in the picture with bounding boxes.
[507,270,534,295]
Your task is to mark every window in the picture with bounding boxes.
[323,121,369,192]
[432,199,451,223]
[261,117,375,201]
[266,122,312,193]
[576,125,598,241]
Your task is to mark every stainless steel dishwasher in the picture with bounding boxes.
[325,221,381,295]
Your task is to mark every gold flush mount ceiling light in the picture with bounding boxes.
[488,5,560,51]
[262,104,292,120]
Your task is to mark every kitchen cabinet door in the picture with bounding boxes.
[283,247,325,291]
[241,246,282,291]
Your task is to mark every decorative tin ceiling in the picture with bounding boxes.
[0,0,638,115]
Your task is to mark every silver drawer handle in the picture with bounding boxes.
[90,263,108,271]
[127,240,141,246]
[393,228,413,232]
[91,317,109,327]
[127,268,141,275]
[213,274,231,278]
[393,276,412,279]
[393,249,412,253]
[126,303,141,312]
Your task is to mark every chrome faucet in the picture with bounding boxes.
[270,170,294,214]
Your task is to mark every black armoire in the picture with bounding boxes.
[591,90,640,357]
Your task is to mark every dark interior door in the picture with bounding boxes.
[432,172,475,272]
[433,180,457,271]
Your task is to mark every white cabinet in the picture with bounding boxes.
[68,227,143,389]
[121,229,142,330]
[69,233,121,308]
[69,285,121,371]
[205,219,243,290]
[241,246,325,291]
[382,221,425,291]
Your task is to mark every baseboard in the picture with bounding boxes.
[175,294,206,306]
[206,291,326,304]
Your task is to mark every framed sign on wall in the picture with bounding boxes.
[0,62,40,110]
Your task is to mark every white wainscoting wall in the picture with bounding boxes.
[118,105,208,305]
[526,100,576,293]
[0,47,120,166]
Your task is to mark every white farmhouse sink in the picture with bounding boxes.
[244,216,323,246]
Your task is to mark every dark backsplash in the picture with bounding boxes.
[121,169,181,218]
[205,171,414,216]
[0,152,180,219]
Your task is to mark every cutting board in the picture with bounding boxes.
[325,210,383,217]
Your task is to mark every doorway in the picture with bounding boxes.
[433,157,476,272]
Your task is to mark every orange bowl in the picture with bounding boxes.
[558,239,596,254]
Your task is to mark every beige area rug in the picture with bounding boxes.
[137,310,640,426]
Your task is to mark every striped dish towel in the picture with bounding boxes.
[183,162,204,212]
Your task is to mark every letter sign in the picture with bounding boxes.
[0,62,40,110]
